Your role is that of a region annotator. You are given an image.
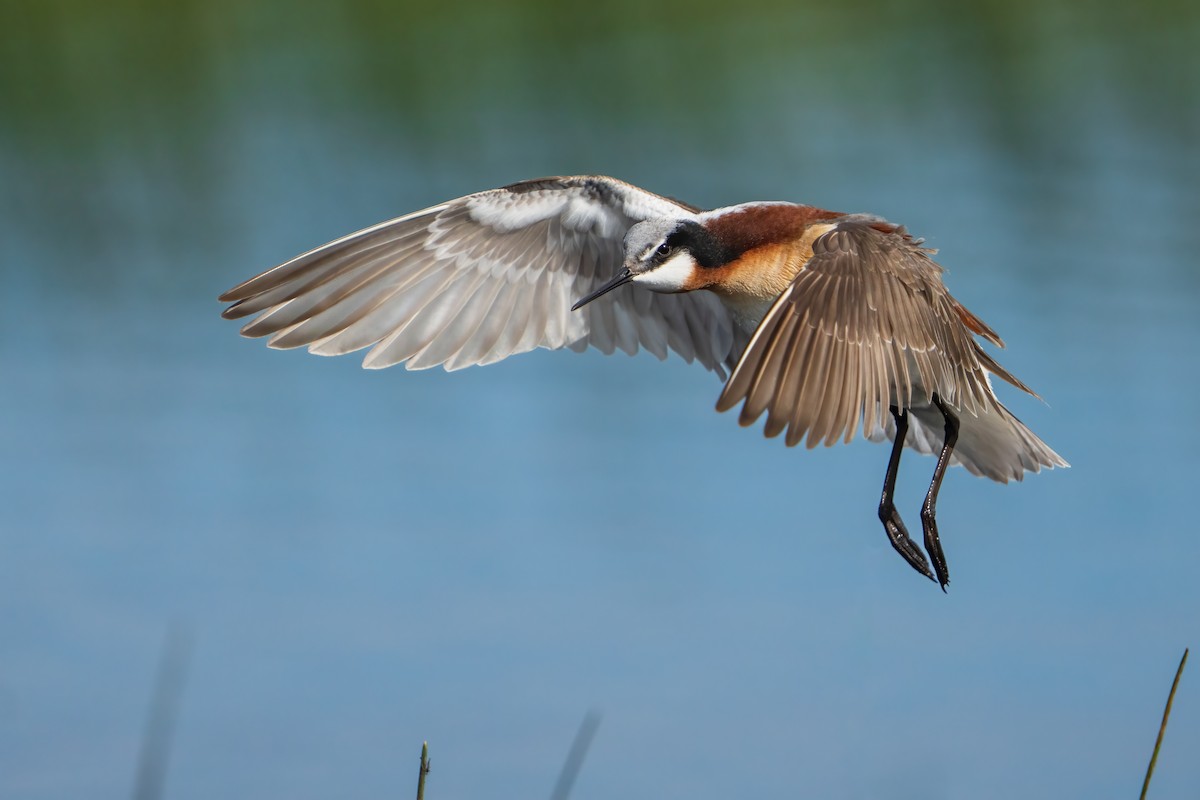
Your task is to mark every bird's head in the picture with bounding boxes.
[571,219,732,310]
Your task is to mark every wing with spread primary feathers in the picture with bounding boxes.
[716,221,1037,448]
[220,176,736,375]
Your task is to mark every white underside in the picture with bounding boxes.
[863,372,1066,482]
[722,295,777,337]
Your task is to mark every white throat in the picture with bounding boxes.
[630,252,697,293]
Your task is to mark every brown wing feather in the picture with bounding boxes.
[716,222,1029,447]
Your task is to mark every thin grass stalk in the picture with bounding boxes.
[1139,648,1188,800]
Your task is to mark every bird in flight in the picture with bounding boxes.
[220,175,1067,589]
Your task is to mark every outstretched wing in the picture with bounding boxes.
[220,176,736,374]
[716,221,1036,448]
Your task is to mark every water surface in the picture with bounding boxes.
[2,1,1199,797]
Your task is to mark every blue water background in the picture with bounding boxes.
[2,1,1199,797]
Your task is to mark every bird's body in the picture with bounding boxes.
[221,175,1067,588]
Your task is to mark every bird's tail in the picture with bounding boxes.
[872,401,1068,484]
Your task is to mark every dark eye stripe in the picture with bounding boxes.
[666,221,731,269]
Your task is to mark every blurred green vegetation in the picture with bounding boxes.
[3,0,1196,150]
[2,5,1199,798]
[0,0,1197,291]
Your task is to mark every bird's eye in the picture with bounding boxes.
[656,243,672,257]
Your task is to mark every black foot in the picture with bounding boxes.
[879,406,935,583]
[921,393,961,592]
[881,500,935,582]
[919,506,949,591]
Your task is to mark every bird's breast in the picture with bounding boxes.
[706,223,839,335]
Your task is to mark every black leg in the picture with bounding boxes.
[921,393,960,591]
[878,406,935,582]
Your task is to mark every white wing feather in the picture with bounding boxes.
[221,176,736,375]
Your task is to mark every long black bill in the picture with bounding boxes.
[571,268,634,311]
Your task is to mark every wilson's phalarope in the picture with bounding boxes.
[221,175,1068,588]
